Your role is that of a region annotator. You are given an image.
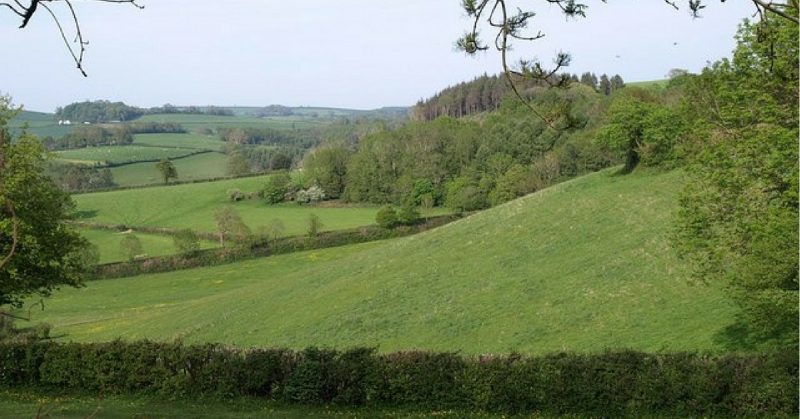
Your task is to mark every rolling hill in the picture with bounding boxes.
[22,168,738,354]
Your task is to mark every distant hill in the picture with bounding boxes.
[28,168,738,354]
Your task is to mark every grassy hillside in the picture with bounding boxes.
[72,175,440,235]
[29,169,738,354]
[110,152,230,187]
[9,110,73,138]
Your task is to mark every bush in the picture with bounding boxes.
[307,213,323,237]
[296,185,326,204]
[397,205,421,226]
[227,188,246,202]
[375,206,398,229]
[0,342,795,417]
[262,173,291,204]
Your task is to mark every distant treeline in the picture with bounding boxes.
[55,100,235,124]
[412,72,624,121]
[43,125,134,150]
[47,163,116,193]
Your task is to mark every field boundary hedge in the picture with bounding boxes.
[87,214,462,279]
[71,169,282,195]
[0,342,795,417]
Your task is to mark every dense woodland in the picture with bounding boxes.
[412,72,624,120]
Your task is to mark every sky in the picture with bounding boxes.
[0,1,755,112]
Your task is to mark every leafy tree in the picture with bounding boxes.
[489,164,529,205]
[262,173,292,204]
[173,229,200,255]
[214,206,251,246]
[598,74,612,96]
[673,10,798,348]
[595,88,660,173]
[1,97,94,308]
[375,205,398,229]
[444,176,488,212]
[303,147,351,198]
[226,150,251,176]
[155,159,178,184]
[120,233,143,262]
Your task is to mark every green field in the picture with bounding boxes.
[626,79,669,89]
[110,152,230,186]
[55,145,199,165]
[138,113,326,131]
[9,110,73,139]
[26,169,738,354]
[72,176,445,235]
[131,133,225,151]
[79,228,218,264]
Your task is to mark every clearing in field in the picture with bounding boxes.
[27,169,738,354]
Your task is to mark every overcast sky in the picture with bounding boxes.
[0,1,754,112]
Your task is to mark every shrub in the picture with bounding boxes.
[296,185,326,204]
[375,206,398,229]
[227,188,246,202]
[397,205,421,226]
[262,173,292,204]
[307,213,323,237]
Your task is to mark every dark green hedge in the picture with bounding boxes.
[0,342,796,417]
[90,215,462,280]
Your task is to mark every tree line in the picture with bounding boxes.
[412,72,624,121]
[55,101,236,124]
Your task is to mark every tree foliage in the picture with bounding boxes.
[672,10,798,348]
[0,97,93,308]
[155,158,178,184]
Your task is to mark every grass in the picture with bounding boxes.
[72,176,447,235]
[131,133,225,151]
[79,228,218,264]
[0,390,516,419]
[24,169,738,354]
[55,145,199,165]
[110,152,230,187]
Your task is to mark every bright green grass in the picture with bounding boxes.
[55,145,198,165]
[27,169,738,354]
[110,152,229,187]
[72,176,446,235]
[137,113,325,130]
[0,391,512,419]
[132,133,224,151]
[79,228,217,264]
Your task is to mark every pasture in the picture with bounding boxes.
[131,133,224,151]
[79,228,217,264]
[109,152,230,187]
[72,175,447,235]
[137,113,326,131]
[54,145,199,166]
[8,110,73,139]
[25,169,738,354]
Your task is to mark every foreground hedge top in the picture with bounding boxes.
[0,341,796,417]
